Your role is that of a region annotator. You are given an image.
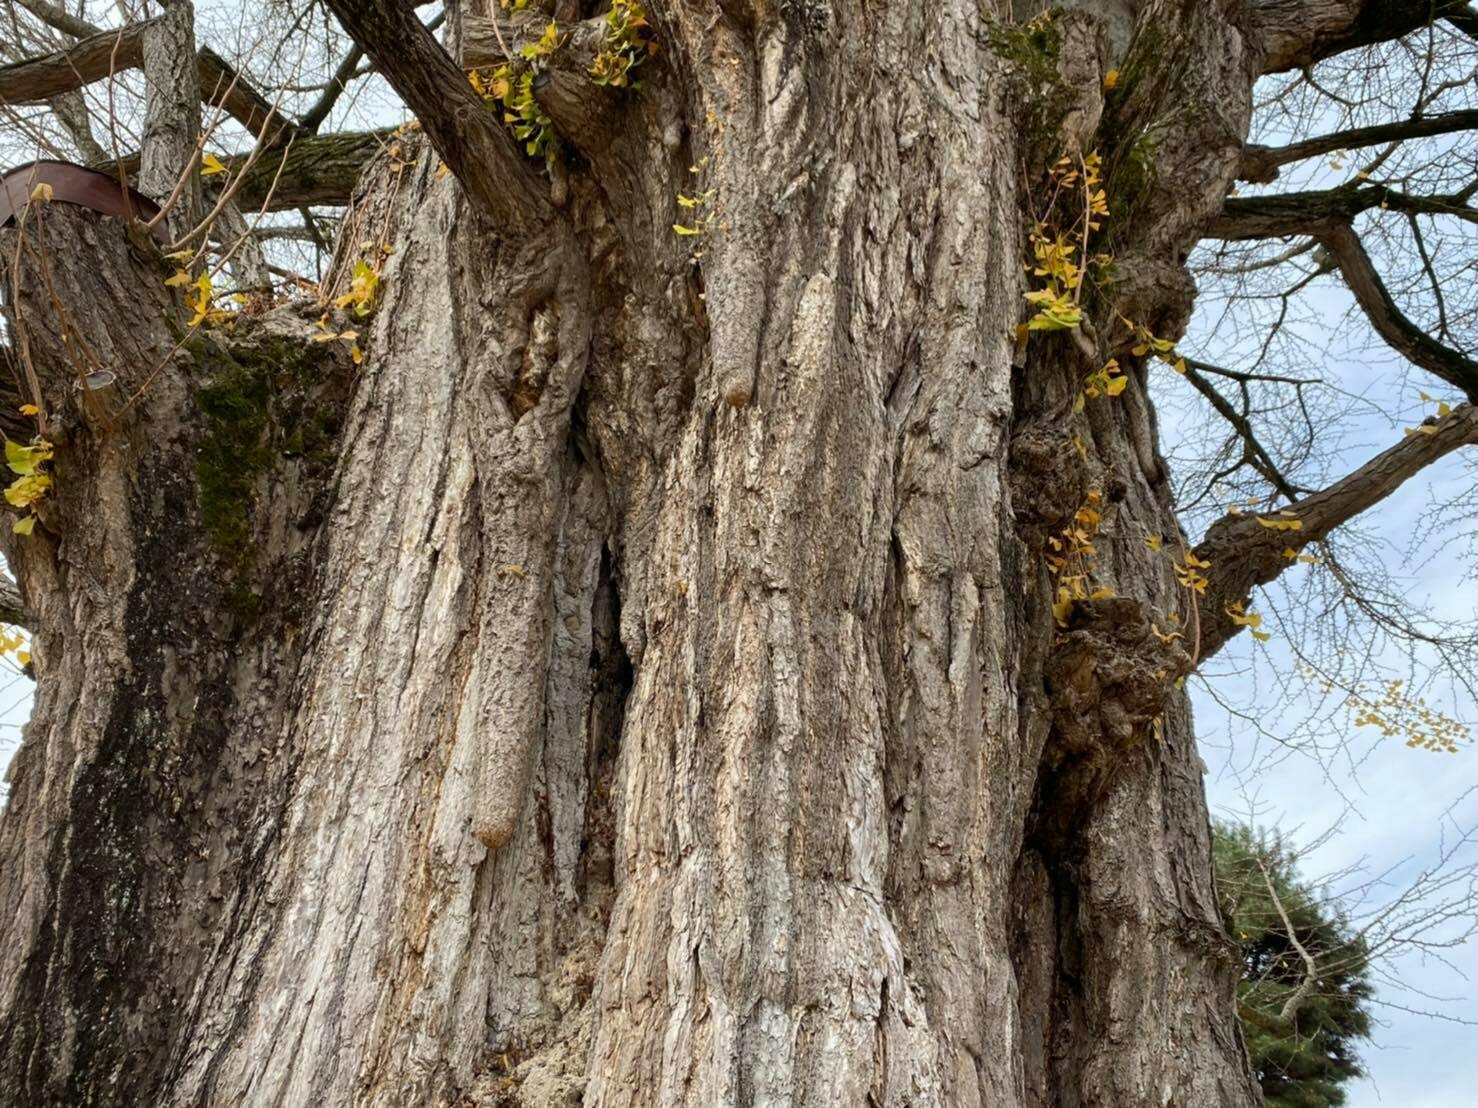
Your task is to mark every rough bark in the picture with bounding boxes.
[0,1,1335,1105]
[139,1,203,236]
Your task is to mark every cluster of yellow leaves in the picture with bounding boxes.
[1121,317,1186,373]
[1347,678,1469,753]
[1225,600,1271,642]
[1021,152,1111,336]
[1140,536,1216,651]
[1047,489,1115,626]
[334,257,381,317]
[5,438,53,535]
[1151,611,1184,643]
[471,57,561,166]
[387,139,416,175]
[187,272,216,326]
[590,0,657,89]
[163,260,238,329]
[1171,550,1210,594]
[0,625,30,668]
[1405,390,1456,436]
[674,152,725,265]
[1076,358,1128,410]
[313,315,362,365]
[1256,510,1302,532]
[673,186,718,238]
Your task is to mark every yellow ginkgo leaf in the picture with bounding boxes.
[1103,70,1120,90]
[18,404,38,417]
[12,515,34,535]
[200,152,228,177]
[29,182,53,203]
[165,270,192,287]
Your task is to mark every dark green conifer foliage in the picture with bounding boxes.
[1214,822,1374,1108]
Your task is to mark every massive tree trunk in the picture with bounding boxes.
[0,1,1279,1104]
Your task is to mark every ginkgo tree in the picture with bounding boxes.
[0,2,1475,1106]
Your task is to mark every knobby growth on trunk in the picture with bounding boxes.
[0,1,1474,1105]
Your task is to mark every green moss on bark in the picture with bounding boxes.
[189,336,339,618]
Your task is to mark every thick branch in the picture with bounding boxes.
[1317,220,1478,399]
[1239,110,1478,183]
[197,47,288,139]
[0,21,151,104]
[1209,192,1478,398]
[297,42,365,133]
[227,129,390,210]
[1196,404,1478,658]
[322,0,549,230]
[0,20,293,139]
[13,0,97,40]
[1212,183,1478,240]
[0,576,29,629]
[140,1,203,232]
[1253,0,1471,74]
[90,128,392,211]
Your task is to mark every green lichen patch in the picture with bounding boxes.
[987,11,1062,88]
[189,335,343,618]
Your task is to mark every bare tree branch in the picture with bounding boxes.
[88,128,393,210]
[1183,360,1314,500]
[12,0,96,41]
[1197,404,1478,659]
[321,0,550,231]
[1317,220,1478,400]
[297,41,365,134]
[0,19,294,140]
[1239,109,1478,183]
[1253,0,1472,75]
[0,575,29,629]
[1212,182,1478,240]
[0,20,151,105]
